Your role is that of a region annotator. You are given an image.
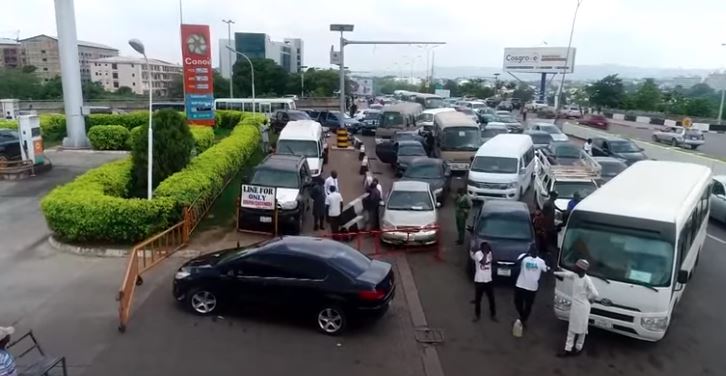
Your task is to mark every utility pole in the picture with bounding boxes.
[555,0,583,115]
[222,19,235,98]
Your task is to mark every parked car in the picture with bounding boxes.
[593,156,628,185]
[536,107,557,119]
[590,136,647,165]
[525,130,553,150]
[559,105,582,118]
[491,114,523,133]
[0,129,21,161]
[529,122,568,142]
[400,157,451,205]
[579,114,609,130]
[270,110,311,133]
[652,126,705,150]
[477,112,498,125]
[359,109,382,135]
[394,140,428,176]
[381,180,439,245]
[307,110,362,133]
[173,236,395,335]
[526,100,548,111]
[711,176,726,223]
[497,101,513,111]
[510,98,522,110]
[495,110,511,117]
[542,141,584,166]
[481,124,509,143]
[465,200,536,279]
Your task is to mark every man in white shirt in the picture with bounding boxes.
[514,245,549,328]
[470,242,497,322]
[325,185,344,234]
[583,138,593,155]
[555,259,600,357]
[324,170,339,221]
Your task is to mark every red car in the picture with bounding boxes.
[579,114,609,130]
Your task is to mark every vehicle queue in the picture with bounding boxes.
[173,94,720,350]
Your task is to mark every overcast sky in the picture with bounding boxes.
[4,0,726,73]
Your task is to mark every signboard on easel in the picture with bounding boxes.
[237,184,278,235]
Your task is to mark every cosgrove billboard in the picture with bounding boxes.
[181,24,215,126]
[503,47,576,73]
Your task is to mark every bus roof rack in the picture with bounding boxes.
[536,149,601,180]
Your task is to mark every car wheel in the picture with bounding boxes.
[671,138,678,147]
[187,288,219,315]
[316,305,347,335]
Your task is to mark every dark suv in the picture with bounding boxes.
[270,110,311,133]
[242,154,312,234]
[466,200,535,280]
[0,129,21,161]
[590,136,647,166]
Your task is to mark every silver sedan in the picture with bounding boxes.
[652,126,705,150]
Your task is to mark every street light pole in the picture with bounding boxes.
[300,65,308,98]
[227,46,255,114]
[222,19,235,98]
[129,38,153,200]
[339,31,346,113]
[718,43,725,124]
[556,0,583,114]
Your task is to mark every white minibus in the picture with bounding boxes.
[467,134,535,201]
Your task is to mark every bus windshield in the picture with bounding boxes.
[561,222,674,287]
[441,127,480,151]
[425,98,444,109]
[381,112,404,128]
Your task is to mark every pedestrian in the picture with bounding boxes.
[522,107,528,122]
[324,170,339,199]
[326,185,344,234]
[0,326,17,376]
[555,259,600,357]
[454,188,472,245]
[310,176,326,231]
[513,245,549,330]
[541,190,559,252]
[567,191,582,212]
[4,112,11,120]
[583,138,593,155]
[349,102,358,119]
[532,209,547,253]
[261,121,270,153]
[470,242,497,322]
[363,180,381,231]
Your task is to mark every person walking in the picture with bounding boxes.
[555,259,600,357]
[532,209,547,254]
[260,121,270,154]
[522,107,528,122]
[310,176,326,231]
[513,245,549,330]
[326,185,344,234]
[0,326,17,376]
[583,138,593,155]
[349,102,358,119]
[454,188,472,245]
[324,170,340,221]
[541,190,559,252]
[470,242,497,322]
[363,180,382,231]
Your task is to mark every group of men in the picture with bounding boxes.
[309,170,383,235]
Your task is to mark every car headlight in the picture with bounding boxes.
[506,182,518,189]
[310,169,319,175]
[433,188,443,195]
[640,316,669,331]
[382,219,396,230]
[175,267,191,280]
[554,294,572,310]
[279,200,298,210]
[421,223,437,230]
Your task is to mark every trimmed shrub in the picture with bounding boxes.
[0,119,18,129]
[216,110,243,129]
[88,125,131,150]
[129,126,143,148]
[190,126,215,153]
[40,159,176,242]
[87,111,150,130]
[131,110,194,196]
[39,113,67,142]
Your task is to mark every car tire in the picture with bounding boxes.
[316,304,347,335]
[671,138,678,147]
[186,287,220,315]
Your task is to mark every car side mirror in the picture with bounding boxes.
[677,270,689,284]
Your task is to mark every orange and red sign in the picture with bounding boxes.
[181,24,215,126]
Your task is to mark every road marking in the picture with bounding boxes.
[707,233,726,245]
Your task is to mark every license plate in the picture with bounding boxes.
[451,163,469,170]
[593,318,612,329]
[496,268,511,277]
[259,216,272,223]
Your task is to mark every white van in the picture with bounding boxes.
[467,134,535,201]
[276,120,327,177]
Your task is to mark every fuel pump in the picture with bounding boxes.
[18,115,45,165]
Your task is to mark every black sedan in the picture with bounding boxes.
[400,157,452,205]
[0,129,21,161]
[173,236,395,335]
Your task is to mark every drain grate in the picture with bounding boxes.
[415,328,445,344]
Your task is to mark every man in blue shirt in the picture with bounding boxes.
[0,326,17,376]
[567,191,582,212]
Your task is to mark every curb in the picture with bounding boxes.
[48,235,204,259]
[51,148,131,155]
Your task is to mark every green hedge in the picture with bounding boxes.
[41,112,262,243]
[215,110,243,129]
[87,125,131,150]
[40,114,67,142]
[0,119,18,129]
[87,111,150,130]
[190,126,215,153]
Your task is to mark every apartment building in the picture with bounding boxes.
[0,38,25,69]
[234,32,304,73]
[20,34,118,82]
[89,56,182,97]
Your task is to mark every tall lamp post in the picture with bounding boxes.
[226,46,256,114]
[300,65,309,98]
[222,19,235,98]
[555,0,584,116]
[129,38,153,200]
[330,24,354,114]
[718,43,725,124]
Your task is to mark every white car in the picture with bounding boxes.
[652,126,705,150]
[559,105,582,118]
[495,110,511,117]
[381,181,439,245]
[529,122,568,142]
[711,176,726,223]
[526,100,548,110]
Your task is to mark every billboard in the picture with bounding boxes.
[181,24,215,126]
[434,89,451,98]
[503,47,576,73]
[350,77,373,96]
[240,185,276,210]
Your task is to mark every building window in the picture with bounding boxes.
[42,58,47,62]
[113,82,119,88]
[131,64,134,68]
[132,82,135,86]
[43,67,48,71]
[112,73,118,79]
[41,50,46,54]
[131,73,135,77]
[112,63,117,69]
[105,64,108,67]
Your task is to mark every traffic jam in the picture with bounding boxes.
[174,91,724,360]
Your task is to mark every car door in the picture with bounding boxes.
[227,255,282,306]
[590,138,605,156]
[376,140,397,164]
[326,112,341,129]
[710,180,726,222]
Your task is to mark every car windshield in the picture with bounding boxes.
[288,112,310,120]
[395,132,419,142]
[404,163,441,179]
[481,127,508,138]
[418,113,434,123]
[529,133,552,145]
[561,223,674,287]
[477,214,532,240]
[471,156,518,173]
[276,140,319,158]
[330,245,372,278]
[539,125,561,134]
[470,103,486,110]
[496,115,516,123]
[441,127,480,151]
[553,181,597,199]
[426,98,444,108]
[398,143,426,156]
[381,112,404,128]
[250,168,299,189]
[609,140,640,153]
[599,161,627,177]
[553,144,581,158]
[685,129,702,136]
[387,190,433,211]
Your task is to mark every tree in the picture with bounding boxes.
[300,69,343,97]
[686,83,715,98]
[443,79,460,97]
[213,71,230,98]
[0,68,42,99]
[459,79,494,99]
[586,74,625,109]
[684,97,714,117]
[632,78,662,111]
[131,110,194,197]
[505,81,516,90]
[232,58,288,97]
[22,65,37,74]
[166,75,183,99]
[512,83,534,103]
[116,86,134,96]
[39,77,63,99]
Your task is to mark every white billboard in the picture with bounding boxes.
[503,47,576,73]
[434,89,451,98]
[350,77,374,96]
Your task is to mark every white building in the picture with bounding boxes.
[218,38,236,78]
[284,38,304,73]
[89,56,182,97]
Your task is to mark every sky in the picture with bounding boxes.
[4,0,726,74]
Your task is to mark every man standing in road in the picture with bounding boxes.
[454,188,472,245]
[555,259,600,357]
[522,107,528,122]
[310,176,326,231]
[349,101,358,119]
[0,326,17,376]
[261,121,270,153]
[326,185,344,235]
[363,180,381,231]
[324,171,340,221]
[583,138,593,155]
[542,190,559,252]
[470,242,497,322]
[513,245,549,330]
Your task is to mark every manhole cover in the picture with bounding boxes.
[415,328,444,344]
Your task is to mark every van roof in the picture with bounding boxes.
[575,160,712,223]
[422,108,454,115]
[434,111,478,127]
[279,120,322,140]
[475,134,533,157]
[391,180,430,192]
